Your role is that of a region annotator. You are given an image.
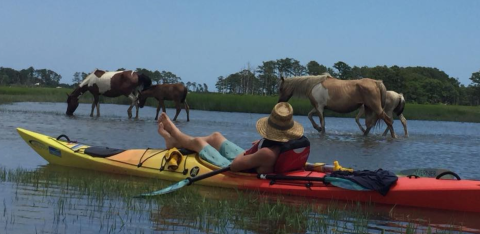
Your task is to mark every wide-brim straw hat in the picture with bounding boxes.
[256,102,304,142]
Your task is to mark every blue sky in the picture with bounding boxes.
[1,1,479,90]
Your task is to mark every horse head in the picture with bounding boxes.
[66,93,80,116]
[277,77,293,103]
[138,91,148,108]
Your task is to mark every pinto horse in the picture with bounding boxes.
[66,69,152,118]
[356,90,408,137]
[278,73,396,138]
[138,83,190,121]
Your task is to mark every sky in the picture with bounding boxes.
[1,0,479,91]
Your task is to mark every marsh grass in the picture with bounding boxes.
[1,86,480,122]
[0,167,470,234]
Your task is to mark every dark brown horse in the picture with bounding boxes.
[278,73,396,138]
[138,83,190,121]
[66,69,152,118]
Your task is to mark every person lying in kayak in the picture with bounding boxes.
[157,102,310,174]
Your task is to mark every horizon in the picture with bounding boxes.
[1,1,479,90]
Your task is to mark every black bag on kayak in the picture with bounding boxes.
[329,169,398,196]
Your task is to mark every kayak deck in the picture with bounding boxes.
[17,128,480,213]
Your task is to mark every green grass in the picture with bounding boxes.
[1,86,480,123]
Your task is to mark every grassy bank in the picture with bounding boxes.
[1,86,479,123]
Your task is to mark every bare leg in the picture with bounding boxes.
[157,122,179,149]
[159,113,225,151]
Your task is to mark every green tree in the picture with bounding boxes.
[333,61,352,79]
[73,72,83,84]
[306,61,327,75]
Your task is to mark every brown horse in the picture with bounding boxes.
[356,90,408,137]
[138,83,190,121]
[278,73,396,138]
[66,69,152,118]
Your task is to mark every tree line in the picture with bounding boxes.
[0,67,209,93]
[215,58,480,105]
[2,61,480,105]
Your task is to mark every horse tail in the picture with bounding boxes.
[181,86,188,103]
[394,93,406,116]
[138,73,152,91]
[375,80,387,109]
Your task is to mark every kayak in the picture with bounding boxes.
[17,128,480,213]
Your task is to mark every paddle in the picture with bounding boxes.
[258,174,370,191]
[135,166,231,197]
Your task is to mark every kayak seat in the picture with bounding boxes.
[85,146,125,158]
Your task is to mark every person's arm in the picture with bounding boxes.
[230,147,279,173]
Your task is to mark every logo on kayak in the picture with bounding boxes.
[48,146,61,157]
[190,166,200,177]
[29,140,47,150]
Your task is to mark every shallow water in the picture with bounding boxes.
[1,102,480,233]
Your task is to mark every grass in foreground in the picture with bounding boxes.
[0,166,471,234]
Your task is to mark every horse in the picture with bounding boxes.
[356,90,408,137]
[66,69,152,119]
[278,73,396,138]
[138,83,190,121]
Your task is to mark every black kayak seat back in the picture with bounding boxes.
[84,146,125,158]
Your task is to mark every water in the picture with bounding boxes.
[1,102,480,233]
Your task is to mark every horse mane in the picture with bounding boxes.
[137,73,152,91]
[282,73,332,98]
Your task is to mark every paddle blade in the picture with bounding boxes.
[136,179,190,197]
[326,177,370,191]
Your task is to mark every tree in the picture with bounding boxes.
[73,72,83,84]
[307,61,327,75]
[469,70,480,104]
[203,83,208,93]
[333,61,352,79]
[257,61,278,95]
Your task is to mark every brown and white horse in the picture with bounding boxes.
[278,73,396,138]
[356,90,408,137]
[66,69,152,118]
[138,83,190,121]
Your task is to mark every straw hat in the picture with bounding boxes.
[256,102,304,142]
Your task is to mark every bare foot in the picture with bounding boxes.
[159,112,180,134]
[158,122,179,149]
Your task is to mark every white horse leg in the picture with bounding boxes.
[91,95,99,117]
[355,106,366,134]
[316,106,326,134]
[399,114,408,137]
[307,109,322,132]
[127,93,136,119]
[96,102,100,117]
